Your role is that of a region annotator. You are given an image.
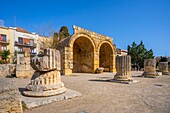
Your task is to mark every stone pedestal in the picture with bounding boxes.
[23,49,66,97]
[16,52,32,78]
[159,62,169,75]
[143,59,157,77]
[114,56,132,81]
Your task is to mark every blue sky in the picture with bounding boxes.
[0,0,170,56]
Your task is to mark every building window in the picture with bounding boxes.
[18,47,23,52]
[1,45,7,50]
[18,37,23,44]
[1,34,7,41]
[42,42,44,48]
[30,49,34,54]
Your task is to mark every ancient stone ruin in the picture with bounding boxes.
[23,48,66,97]
[158,62,169,75]
[56,25,116,75]
[16,52,32,78]
[114,55,132,81]
[143,59,157,77]
[0,79,23,113]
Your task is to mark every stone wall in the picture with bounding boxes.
[0,64,16,77]
[0,79,23,113]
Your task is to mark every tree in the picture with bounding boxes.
[52,32,59,48]
[127,41,154,70]
[159,57,168,62]
[0,50,10,63]
[59,26,70,41]
[52,26,70,48]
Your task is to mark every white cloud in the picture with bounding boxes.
[0,19,5,27]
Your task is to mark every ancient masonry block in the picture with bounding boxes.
[114,55,132,81]
[159,62,169,75]
[0,79,23,113]
[143,59,157,77]
[23,48,66,97]
[16,52,32,78]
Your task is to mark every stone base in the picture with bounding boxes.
[114,74,132,81]
[162,72,169,75]
[110,79,139,84]
[142,72,157,78]
[23,87,66,97]
[22,89,82,108]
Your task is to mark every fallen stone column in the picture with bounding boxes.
[23,48,66,97]
[143,59,157,77]
[159,62,169,75]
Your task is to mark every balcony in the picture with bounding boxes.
[0,39,10,45]
[14,41,37,48]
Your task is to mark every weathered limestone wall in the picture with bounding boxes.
[0,79,23,113]
[0,64,16,77]
[56,25,116,75]
[114,56,131,81]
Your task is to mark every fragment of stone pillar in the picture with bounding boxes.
[143,59,157,77]
[114,55,132,81]
[23,48,66,97]
[158,62,169,75]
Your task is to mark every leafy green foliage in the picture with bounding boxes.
[127,41,154,70]
[52,26,70,48]
[0,50,10,64]
[159,57,168,62]
[59,26,70,41]
[52,32,59,48]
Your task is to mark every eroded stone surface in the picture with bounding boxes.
[0,79,23,113]
[23,48,66,97]
[16,52,33,78]
[143,59,157,77]
[114,55,132,81]
[159,62,169,75]
[22,89,81,108]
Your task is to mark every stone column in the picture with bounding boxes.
[143,59,157,77]
[159,62,169,75]
[23,49,66,97]
[114,55,132,81]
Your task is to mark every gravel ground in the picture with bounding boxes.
[4,71,170,113]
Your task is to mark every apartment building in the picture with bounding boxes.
[11,27,39,55]
[116,48,128,56]
[0,26,51,63]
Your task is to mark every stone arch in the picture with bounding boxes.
[98,41,115,72]
[69,33,96,73]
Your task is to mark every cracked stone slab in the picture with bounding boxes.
[110,79,139,84]
[22,89,81,108]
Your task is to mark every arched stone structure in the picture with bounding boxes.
[99,42,114,72]
[73,36,95,73]
[56,25,116,75]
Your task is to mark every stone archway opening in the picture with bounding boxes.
[73,37,94,73]
[99,43,113,72]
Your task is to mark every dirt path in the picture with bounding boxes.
[8,71,170,113]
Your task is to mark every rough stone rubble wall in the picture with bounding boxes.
[0,64,16,77]
[0,79,23,113]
